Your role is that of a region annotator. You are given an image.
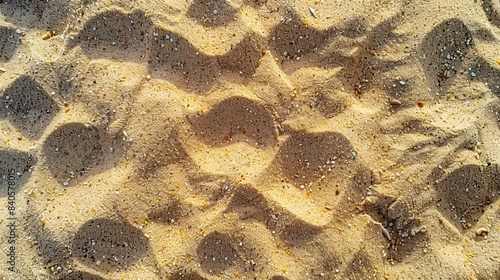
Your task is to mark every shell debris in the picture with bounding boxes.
[309,7,318,18]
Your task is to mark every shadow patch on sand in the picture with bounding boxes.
[419,19,472,93]
[226,185,322,246]
[0,75,59,139]
[271,12,405,96]
[363,195,429,261]
[71,218,150,273]
[272,131,356,187]
[344,250,374,279]
[468,56,500,96]
[187,0,237,27]
[196,228,261,276]
[336,15,406,96]
[269,277,289,280]
[313,90,346,118]
[170,270,207,280]
[482,0,500,27]
[197,231,239,274]
[0,26,20,61]
[43,123,102,183]
[69,10,263,93]
[433,164,500,231]
[0,0,72,30]
[189,96,278,147]
[42,122,126,185]
[243,0,278,7]
[138,132,190,179]
[0,149,35,196]
[59,271,104,280]
[271,10,329,63]
[66,10,153,63]
[149,27,262,92]
[488,101,500,129]
[148,198,191,224]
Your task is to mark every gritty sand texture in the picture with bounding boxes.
[1,0,500,279]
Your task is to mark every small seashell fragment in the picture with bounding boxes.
[42,31,53,40]
[309,7,318,18]
[475,227,489,236]
[390,99,402,106]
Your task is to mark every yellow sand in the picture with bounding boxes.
[1,0,500,279]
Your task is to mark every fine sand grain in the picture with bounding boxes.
[1,0,500,279]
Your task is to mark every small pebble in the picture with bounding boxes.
[309,7,318,18]
[390,99,402,106]
[399,80,406,86]
[475,227,489,236]
[42,31,53,40]
[470,72,477,77]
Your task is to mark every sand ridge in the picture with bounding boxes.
[1,0,500,279]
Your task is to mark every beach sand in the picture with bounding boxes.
[1,0,500,279]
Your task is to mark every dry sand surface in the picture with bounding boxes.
[1,0,500,279]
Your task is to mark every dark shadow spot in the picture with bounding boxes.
[0,75,59,139]
[66,10,153,62]
[170,270,207,280]
[0,26,21,60]
[189,96,277,147]
[419,19,472,92]
[69,10,262,93]
[37,234,69,272]
[0,0,72,30]
[226,185,267,221]
[270,13,404,97]
[149,26,262,92]
[344,250,374,279]
[270,276,289,280]
[312,249,342,278]
[226,185,322,246]
[218,36,263,78]
[71,218,150,273]
[313,90,346,118]
[59,271,104,280]
[197,231,238,275]
[468,56,500,97]
[488,101,500,129]
[363,194,397,222]
[277,219,322,246]
[337,15,405,96]
[138,132,189,179]
[149,26,220,90]
[187,0,237,27]
[271,11,327,63]
[363,195,429,261]
[381,118,432,135]
[274,131,356,187]
[387,228,428,262]
[381,78,409,99]
[482,0,500,27]
[148,198,189,224]
[433,164,500,231]
[42,123,111,185]
[242,0,270,8]
[0,149,35,196]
